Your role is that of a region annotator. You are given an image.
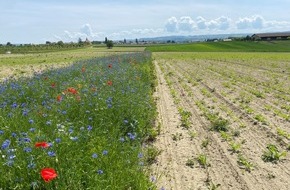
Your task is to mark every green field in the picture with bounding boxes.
[146,40,290,52]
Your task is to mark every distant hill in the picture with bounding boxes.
[139,33,251,43]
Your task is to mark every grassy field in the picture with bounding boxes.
[146,40,290,52]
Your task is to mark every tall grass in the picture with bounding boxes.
[0,52,156,189]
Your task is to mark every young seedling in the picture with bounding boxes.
[229,142,241,153]
[220,131,232,142]
[237,154,254,172]
[188,131,197,140]
[178,108,192,129]
[197,154,210,168]
[262,144,287,163]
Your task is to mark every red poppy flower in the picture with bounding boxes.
[56,95,62,102]
[67,87,78,94]
[35,142,49,148]
[107,80,113,86]
[51,83,56,88]
[108,64,112,68]
[41,168,57,182]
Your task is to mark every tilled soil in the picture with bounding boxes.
[152,57,290,190]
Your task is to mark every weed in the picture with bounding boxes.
[210,117,229,132]
[146,146,161,165]
[262,144,287,163]
[172,133,183,141]
[232,130,241,137]
[201,138,211,148]
[186,159,195,168]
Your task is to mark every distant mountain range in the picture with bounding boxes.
[139,33,252,43]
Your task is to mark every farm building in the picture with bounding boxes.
[252,32,290,40]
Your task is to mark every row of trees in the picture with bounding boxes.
[0,37,115,53]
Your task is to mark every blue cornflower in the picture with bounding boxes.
[150,176,156,182]
[22,110,28,116]
[23,138,31,143]
[11,133,17,138]
[102,150,108,156]
[0,130,4,135]
[11,103,18,108]
[21,132,28,137]
[123,119,129,124]
[1,139,11,150]
[138,153,143,158]
[88,117,92,121]
[87,125,93,131]
[119,137,125,142]
[68,128,73,133]
[46,120,52,125]
[97,169,104,175]
[61,110,67,115]
[29,128,36,132]
[28,163,36,169]
[127,133,136,140]
[48,151,56,157]
[55,138,61,143]
[160,187,165,190]
[70,136,78,141]
[24,147,32,153]
[6,160,14,167]
[29,119,34,124]
[8,155,16,160]
[92,153,98,158]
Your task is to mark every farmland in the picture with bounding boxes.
[146,40,290,52]
[1,42,290,189]
[152,51,290,190]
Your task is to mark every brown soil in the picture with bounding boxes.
[152,58,290,190]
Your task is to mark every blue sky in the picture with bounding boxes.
[1,0,290,44]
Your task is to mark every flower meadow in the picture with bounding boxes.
[0,52,157,189]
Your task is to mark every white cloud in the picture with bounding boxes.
[196,16,207,30]
[165,17,178,32]
[236,15,265,29]
[178,16,195,32]
[80,24,93,36]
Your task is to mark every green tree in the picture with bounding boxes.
[106,40,114,49]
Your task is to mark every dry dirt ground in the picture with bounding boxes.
[152,59,290,190]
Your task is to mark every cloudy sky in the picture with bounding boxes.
[1,0,290,44]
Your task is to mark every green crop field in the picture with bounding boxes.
[146,40,290,52]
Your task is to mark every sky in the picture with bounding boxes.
[1,0,290,44]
